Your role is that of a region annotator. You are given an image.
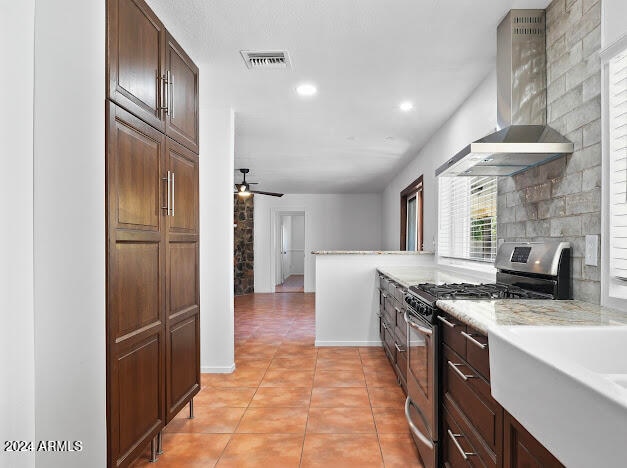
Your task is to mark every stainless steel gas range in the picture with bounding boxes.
[402,241,571,468]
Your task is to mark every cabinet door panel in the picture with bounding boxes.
[169,242,198,315]
[113,242,160,338]
[115,126,161,229]
[109,104,166,232]
[165,33,199,152]
[503,411,563,468]
[116,335,162,459]
[167,139,199,234]
[108,0,166,130]
[167,315,200,420]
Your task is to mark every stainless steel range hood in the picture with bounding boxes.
[436,10,574,177]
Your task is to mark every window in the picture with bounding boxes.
[606,43,627,301]
[400,176,423,251]
[438,176,497,262]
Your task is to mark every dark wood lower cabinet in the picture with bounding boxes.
[377,273,408,393]
[440,313,563,468]
[503,411,564,468]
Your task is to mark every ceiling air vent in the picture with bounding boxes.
[240,50,291,69]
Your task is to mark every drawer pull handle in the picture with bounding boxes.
[437,316,455,328]
[448,361,475,381]
[447,429,476,460]
[395,342,406,353]
[461,331,488,349]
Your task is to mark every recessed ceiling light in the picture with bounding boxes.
[399,101,413,112]
[346,136,356,141]
[296,83,317,97]
[385,136,395,141]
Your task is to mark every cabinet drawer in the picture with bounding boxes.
[385,298,400,328]
[383,320,396,363]
[438,312,467,358]
[395,304,407,341]
[442,403,484,468]
[443,345,502,459]
[380,275,390,291]
[395,340,407,383]
[464,326,490,381]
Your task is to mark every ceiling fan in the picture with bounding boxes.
[234,168,284,197]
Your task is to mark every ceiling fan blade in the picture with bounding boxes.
[250,190,284,197]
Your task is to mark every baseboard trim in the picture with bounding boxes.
[314,340,383,347]
[201,363,235,374]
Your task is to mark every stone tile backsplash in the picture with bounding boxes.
[497,0,602,303]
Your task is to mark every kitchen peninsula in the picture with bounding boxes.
[312,252,494,347]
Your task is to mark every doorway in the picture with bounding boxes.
[275,212,305,293]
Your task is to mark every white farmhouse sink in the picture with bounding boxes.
[488,325,627,468]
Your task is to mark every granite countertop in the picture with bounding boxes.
[312,250,435,255]
[437,299,627,335]
[377,266,485,289]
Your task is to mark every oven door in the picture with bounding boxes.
[404,310,438,468]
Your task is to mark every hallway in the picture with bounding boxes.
[275,275,305,293]
[133,293,422,467]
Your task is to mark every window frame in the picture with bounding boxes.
[400,175,423,251]
[601,35,627,309]
[437,175,498,263]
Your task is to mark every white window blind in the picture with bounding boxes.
[609,46,627,283]
[439,176,497,262]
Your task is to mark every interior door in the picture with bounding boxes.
[107,0,166,131]
[281,217,289,283]
[165,33,199,153]
[106,102,166,467]
[165,138,200,422]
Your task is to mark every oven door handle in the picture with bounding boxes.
[404,397,434,450]
[404,311,432,336]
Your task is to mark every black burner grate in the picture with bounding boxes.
[409,282,552,300]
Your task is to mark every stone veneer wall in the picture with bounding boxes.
[497,0,602,303]
[234,194,254,295]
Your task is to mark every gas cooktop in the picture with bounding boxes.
[408,282,553,306]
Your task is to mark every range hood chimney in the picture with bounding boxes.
[436,10,573,177]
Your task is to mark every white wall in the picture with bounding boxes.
[33,1,106,466]
[0,1,35,467]
[382,72,497,253]
[199,106,235,373]
[315,254,436,346]
[255,194,383,293]
[602,0,627,49]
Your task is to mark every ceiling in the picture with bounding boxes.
[147,0,549,194]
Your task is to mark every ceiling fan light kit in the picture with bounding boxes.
[234,168,284,197]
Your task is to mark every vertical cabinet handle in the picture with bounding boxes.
[171,171,175,217]
[162,171,171,215]
[168,70,173,118]
[158,72,169,114]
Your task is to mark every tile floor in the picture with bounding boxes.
[275,275,305,293]
[133,292,423,467]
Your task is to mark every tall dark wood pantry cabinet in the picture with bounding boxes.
[106,0,200,466]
